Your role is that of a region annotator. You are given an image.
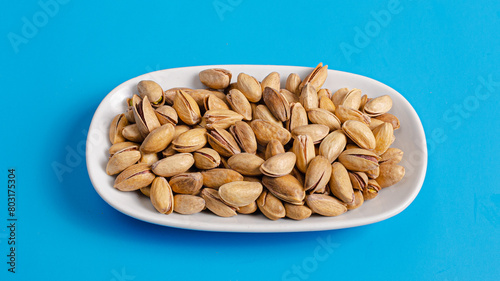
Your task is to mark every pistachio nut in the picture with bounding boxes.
[227,153,265,176]
[114,163,155,191]
[172,128,207,153]
[218,181,263,207]
[106,147,141,175]
[319,95,336,113]
[253,104,283,128]
[299,83,319,110]
[340,88,362,109]
[307,108,341,131]
[193,148,221,170]
[203,109,244,130]
[342,120,376,150]
[229,121,257,154]
[263,87,291,122]
[237,73,262,102]
[292,134,315,173]
[286,73,301,94]
[317,88,332,99]
[338,148,380,172]
[368,118,385,130]
[250,120,292,146]
[140,123,175,153]
[173,124,190,139]
[290,167,305,187]
[292,124,329,144]
[199,68,232,89]
[284,203,312,220]
[297,62,328,94]
[262,175,305,205]
[372,122,394,155]
[305,194,347,217]
[201,168,244,189]
[375,113,400,130]
[164,87,190,105]
[366,166,380,179]
[207,127,241,157]
[260,152,296,177]
[139,152,159,165]
[150,177,174,214]
[173,89,201,125]
[151,153,195,177]
[204,94,229,111]
[122,124,144,143]
[261,72,280,92]
[318,130,347,163]
[137,80,164,107]
[236,201,258,214]
[329,162,355,204]
[256,189,285,220]
[304,156,332,193]
[132,95,161,137]
[264,140,285,160]
[109,142,139,156]
[379,148,403,165]
[125,108,135,123]
[376,164,405,188]
[335,105,371,125]
[346,190,364,210]
[109,113,129,144]
[285,102,308,132]
[348,171,369,191]
[280,89,299,104]
[168,172,203,195]
[155,105,178,125]
[140,185,151,197]
[331,87,349,107]
[185,89,216,107]
[201,188,237,217]
[363,95,392,117]
[173,194,205,215]
[161,144,176,158]
[359,94,368,110]
[226,89,252,120]
[363,179,381,200]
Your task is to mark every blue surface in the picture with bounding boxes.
[1,0,499,280]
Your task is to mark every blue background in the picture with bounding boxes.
[1,0,499,280]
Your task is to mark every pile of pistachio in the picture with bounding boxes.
[107,63,405,220]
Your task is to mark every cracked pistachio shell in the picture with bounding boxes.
[292,135,315,173]
[304,156,332,193]
[366,166,380,179]
[319,95,336,113]
[151,153,194,177]
[348,171,369,191]
[262,175,305,205]
[204,94,229,111]
[305,194,347,217]
[201,168,244,189]
[292,124,329,144]
[299,83,319,110]
[226,89,252,120]
[125,108,135,123]
[172,128,207,153]
[132,95,161,138]
[260,152,296,177]
[106,147,141,175]
[280,89,299,104]
[363,95,393,117]
[109,113,129,144]
[261,72,281,92]
[229,121,257,154]
[109,142,139,156]
[236,201,258,214]
[227,153,265,176]
[250,120,291,146]
[318,88,332,99]
[137,80,164,107]
[173,90,201,125]
[372,122,394,155]
[207,127,241,157]
[346,190,364,210]
[184,89,217,107]
[169,172,203,195]
[253,104,283,128]
[359,94,369,111]
[286,73,301,94]
[342,120,376,150]
[114,163,155,191]
[257,190,285,220]
[264,140,285,160]
[199,68,232,89]
[285,203,312,220]
[201,188,237,217]
[338,148,380,172]
[331,87,349,107]
[286,102,308,132]
[363,179,381,200]
[340,88,362,109]
[139,152,159,166]
[122,124,144,143]
[155,105,178,125]
[298,63,328,94]
[368,118,385,130]
[140,123,175,153]
[376,164,405,188]
[263,87,291,122]
[150,177,174,214]
[319,130,347,163]
[173,195,205,215]
[375,113,400,130]
[307,108,341,131]
[203,109,244,130]
[237,73,262,102]
[193,148,221,170]
[379,148,403,165]
[218,181,263,207]
[335,105,371,125]
[164,87,190,105]
[329,162,355,204]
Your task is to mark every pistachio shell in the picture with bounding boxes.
[280,89,299,104]
[363,179,381,200]
[299,83,319,110]
[229,121,257,154]
[363,95,393,117]
[342,120,376,150]
[368,118,385,130]
[173,195,205,215]
[140,123,175,153]
[263,87,291,122]
[286,73,301,94]
[169,172,203,195]
[292,135,315,173]
[151,153,195,177]
[348,171,369,191]
[250,120,292,146]
[227,153,265,176]
[139,152,159,165]
[305,194,347,217]
[173,90,201,125]
[199,68,232,89]
[201,168,244,189]
[260,152,296,177]
[122,124,144,142]
[172,128,207,153]
[204,94,229,111]
[109,142,139,156]
[253,104,283,127]
[318,130,347,163]
[150,177,174,214]
[257,190,285,220]
[304,156,332,193]
[201,188,237,217]
[376,164,405,188]
[109,113,128,144]
[285,102,308,131]
[285,204,312,220]
[319,96,336,113]
[307,108,341,131]
[207,127,241,157]
[155,105,178,125]
[218,181,263,207]
[379,148,404,165]
[264,140,285,160]
[226,89,252,121]
[193,148,221,170]
[164,87,190,105]
[338,148,380,172]
[329,162,355,204]
[140,185,151,197]
[106,148,141,175]
[331,87,349,107]
[346,190,364,210]
[292,124,329,144]
[261,72,280,92]
[203,109,244,129]
[297,63,328,94]
[375,113,400,130]
[236,201,258,214]
[372,122,394,155]
[341,88,362,109]
[114,163,155,191]
[262,175,305,205]
[132,95,161,137]
[138,80,164,106]
[335,105,371,125]
[317,88,332,99]
[237,73,262,102]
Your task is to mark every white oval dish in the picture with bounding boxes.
[86,65,427,233]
